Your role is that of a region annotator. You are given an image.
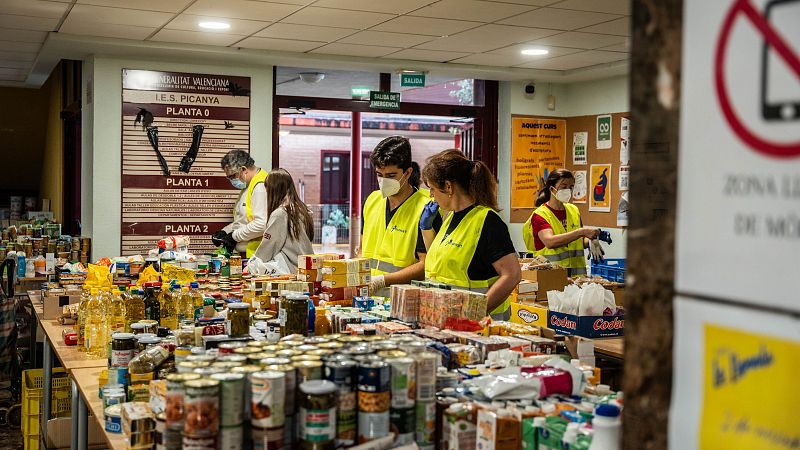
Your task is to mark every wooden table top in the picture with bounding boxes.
[39,318,107,371]
[71,367,128,450]
[593,337,624,359]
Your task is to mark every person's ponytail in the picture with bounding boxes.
[535,186,551,207]
[469,161,500,211]
[409,162,421,189]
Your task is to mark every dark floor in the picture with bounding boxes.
[0,424,23,450]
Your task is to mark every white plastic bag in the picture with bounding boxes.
[603,288,617,315]
[470,367,542,400]
[247,253,291,276]
[578,283,606,316]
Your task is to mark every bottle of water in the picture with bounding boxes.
[589,404,621,450]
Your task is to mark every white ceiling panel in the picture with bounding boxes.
[0,28,47,43]
[528,31,626,49]
[449,52,538,67]
[416,24,559,53]
[236,36,325,52]
[150,29,244,46]
[312,0,436,14]
[499,7,620,30]
[384,48,470,62]
[411,0,534,22]
[185,0,301,22]
[577,17,630,36]
[1,0,70,19]
[0,41,42,53]
[166,14,269,36]
[516,49,627,69]
[338,31,433,48]
[0,14,60,32]
[76,0,194,13]
[310,42,401,57]
[0,51,38,62]
[255,23,357,42]
[66,4,173,28]
[371,16,480,36]
[282,7,395,29]
[59,19,156,40]
[551,0,630,15]
[0,60,32,69]
[481,0,561,5]
[597,39,630,52]
[0,67,29,79]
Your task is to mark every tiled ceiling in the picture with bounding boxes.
[0,0,631,84]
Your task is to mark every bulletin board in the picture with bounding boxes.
[509,112,629,230]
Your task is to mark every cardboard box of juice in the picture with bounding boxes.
[322,257,370,274]
[321,272,370,288]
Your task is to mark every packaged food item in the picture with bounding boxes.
[211,372,245,427]
[183,379,220,437]
[476,408,521,450]
[227,302,251,337]
[250,371,286,429]
[281,294,309,336]
[390,406,415,445]
[387,357,415,409]
[298,380,337,450]
[415,351,438,402]
[415,400,436,447]
[323,359,357,446]
[165,373,200,430]
[445,402,480,450]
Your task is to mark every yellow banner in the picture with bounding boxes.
[510,117,565,209]
[700,325,800,449]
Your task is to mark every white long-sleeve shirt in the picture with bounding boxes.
[252,206,314,272]
[223,183,267,254]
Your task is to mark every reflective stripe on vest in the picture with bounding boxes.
[243,168,269,258]
[529,203,586,272]
[361,189,430,276]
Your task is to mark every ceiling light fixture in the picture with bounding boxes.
[521,48,549,56]
[198,21,230,30]
[298,72,326,83]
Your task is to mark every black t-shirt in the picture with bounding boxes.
[441,205,516,280]
[360,192,442,259]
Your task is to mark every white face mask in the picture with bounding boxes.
[553,188,572,203]
[378,174,405,198]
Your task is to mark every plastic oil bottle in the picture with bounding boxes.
[177,285,192,325]
[189,282,203,321]
[108,287,126,335]
[124,285,145,332]
[159,281,179,330]
[76,287,90,351]
[143,282,161,323]
[85,288,107,358]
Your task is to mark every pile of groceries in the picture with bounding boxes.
[55,251,622,450]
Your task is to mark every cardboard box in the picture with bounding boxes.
[515,280,538,295]
[44,293,80,319]
[47,417,105,449]
[321,272,370,288]
[297,268,322,282]
[322,258,370,274]
[322,285,369,300]
[519,266,568,301]
[610,285,625,306]
[547,310,624,338]
[510,302,549,329]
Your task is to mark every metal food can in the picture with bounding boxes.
[193,367,224,377]
[276,348,300,359]
[250,370,286,429]
[400,340,427,355]
[436,370,459,392]
[415,400,436,446]
[324,359,357,445]
[376,349,407,359]
[218,341,247,354]
[104,404,122,433]
[293,360,323,385]
[387,357,416,409]
[232,365,262,420]
[415,352,438,402]
[390,407,416,445]
[298,380,338,449]
[165,373,201,430]
[182,435,217,450]
[263,364,296,416]
[260,357,292,367]
[290,354,322,363]
[252,425,284,450]
[218,425,244,450]
[183,379,220,437]
[357,360,390,393]
[358,411,390,444]
[211,372,245,427]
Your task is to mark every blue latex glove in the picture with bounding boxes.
[598,230,612,245]
[419,201,439,230]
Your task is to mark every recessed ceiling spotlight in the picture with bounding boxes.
[199,21,230,30]
[521,48,549,56]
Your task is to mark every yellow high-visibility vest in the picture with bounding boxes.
[524,203,586,276]
[243,168,269,258]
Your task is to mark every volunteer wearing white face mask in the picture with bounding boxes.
[360,136,441,295]
[212,149,268,258]
[523,168,600,276]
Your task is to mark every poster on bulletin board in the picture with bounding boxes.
[573,170,587,204]
[596,114,612,149]
[589,164,612,212]
[510,117,566,209]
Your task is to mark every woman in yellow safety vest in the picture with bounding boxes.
[420,149,521,321]
[522,169,600,276]
[361,136,441,296]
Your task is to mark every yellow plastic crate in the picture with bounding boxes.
[22,368,72,450]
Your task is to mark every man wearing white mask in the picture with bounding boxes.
[360,136,441,295]
[212,149,268,258]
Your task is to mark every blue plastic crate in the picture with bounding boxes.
[591,258,626,283]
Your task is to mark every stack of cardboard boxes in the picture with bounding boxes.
[319,257,370,304]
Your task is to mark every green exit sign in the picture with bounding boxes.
[351,86,370,99]
[369,91,401,110]
[400,73,425,87]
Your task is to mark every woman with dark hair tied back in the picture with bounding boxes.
[523,168,600,276]
[419,149,521,321]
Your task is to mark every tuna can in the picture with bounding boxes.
[182,435,217,450]
[263,364,296,416]
[358,411,389,444]
[211,372,245,427]
[324,359,357,445]
[252,425,284,450]
[218,425,244,450]
[293,360,323,385]
[183,379,220,437]
[248,352,275,365]
[104,404,122,433]
[436,369,459,392]
[298,380,337,450]
[390,407,416,445]
[387,357,416,409]
[217,354,248,365]
[415,400,436,446]
[276,348,300,359]
[165,373,201,430]
[251,370,286,429]
[415,352,438,402]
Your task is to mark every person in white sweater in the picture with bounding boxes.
[248,168,314,275]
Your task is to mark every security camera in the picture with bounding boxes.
[525,83,535,95]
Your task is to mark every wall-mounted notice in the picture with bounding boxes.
[589,164,612,212]
[510,117,566,208]
[573,170,587,204]
[620,117,630,164]
[616,191,628,226]
[572,131,588,165]
[618,165,629,191]
[121,69,250,256]
[596,114,612,149]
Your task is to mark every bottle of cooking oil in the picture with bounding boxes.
[143,282,161,323]
[189,282,204,322]
[108,287,126,335]
[159,281,178,330]
[177,285,192,326]
[85,288,107,358]
[125,285,145,331]
[76,287,90,351]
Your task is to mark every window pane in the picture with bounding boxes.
[390,76,485,106]
[277,66,380,100]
